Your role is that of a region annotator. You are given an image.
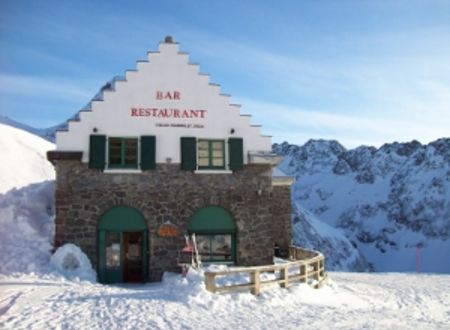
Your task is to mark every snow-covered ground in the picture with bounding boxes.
[1,270,449,329]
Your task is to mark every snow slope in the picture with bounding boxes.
[274,139,450,273]
[292,203,372,271]
[0,123,55,194]
[0,270,449,329]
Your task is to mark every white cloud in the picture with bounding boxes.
[0,74,95,101]
[239,98,450,148]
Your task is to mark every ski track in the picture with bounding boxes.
[0,272,449,330]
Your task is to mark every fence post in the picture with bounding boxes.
[205,272,216,293]
[300,264,306,283]
[313,261,319,280]
[280,266,289,288]
[250,270,261,295]
[319,259,324,278]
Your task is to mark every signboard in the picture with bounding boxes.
[131,90,207,129]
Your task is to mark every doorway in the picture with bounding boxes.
[98,206,148,284]
[123,232,144,282]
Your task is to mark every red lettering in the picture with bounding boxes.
[156,90,181,100]
[159,109,170,118]
[131,107,207,118]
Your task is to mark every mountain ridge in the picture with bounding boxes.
[274,138,450,273]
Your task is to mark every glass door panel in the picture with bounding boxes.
[124,232,144,282]
[104,232,123,283]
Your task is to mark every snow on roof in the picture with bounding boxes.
[271,167,294,186]
[272,167,288,177]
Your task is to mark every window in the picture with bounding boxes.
[197,139,225,169]
[108,137,138,168]
[195,234,233,262]
[188,206,236,264]
[180,137,243,171]
[89,135,155,171]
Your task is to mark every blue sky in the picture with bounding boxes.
[1,0,449,147]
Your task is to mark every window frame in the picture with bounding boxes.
[191,233,236,264]
[197,139,226,170]
[107,137,139,169]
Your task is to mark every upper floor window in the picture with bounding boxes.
[180,137,243,172]
[89,135,155,171]
[198,140,225,169]
[108,137,138,169]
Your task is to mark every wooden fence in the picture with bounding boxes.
[204,246,327,295]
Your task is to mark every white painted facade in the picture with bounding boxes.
[56,40,272,165]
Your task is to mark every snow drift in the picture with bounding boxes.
[0,181,55,274]
[50,244,96,282]
[0,124,57,275]
[0,123,55,194]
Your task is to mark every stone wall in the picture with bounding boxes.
[271,185,292,255]
[53,161,292,281]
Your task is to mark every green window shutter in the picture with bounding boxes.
[228,138,244,170]
[89,135,106,169]
[140,136,156,170]
[181,137,197,170]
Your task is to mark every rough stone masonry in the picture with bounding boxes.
[52,159,292,281]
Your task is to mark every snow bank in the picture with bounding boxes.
[0,123,55,195]
[0,181,55,275]
[50,244,97,282]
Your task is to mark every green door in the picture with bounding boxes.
[98,206,148,284]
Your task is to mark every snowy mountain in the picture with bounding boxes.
[0,123,55,194]
[292,203,372,271]
[274,139,450,273]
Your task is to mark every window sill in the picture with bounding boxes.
[104,169,143,174]
[194,170,233,174]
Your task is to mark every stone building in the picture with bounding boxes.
[48,36,293,283]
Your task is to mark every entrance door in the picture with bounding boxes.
[124,232,144,282]
[98,206,148,284]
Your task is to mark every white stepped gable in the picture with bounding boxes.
[56,39,272,164]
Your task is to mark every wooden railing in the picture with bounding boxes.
[204,246,327,295]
